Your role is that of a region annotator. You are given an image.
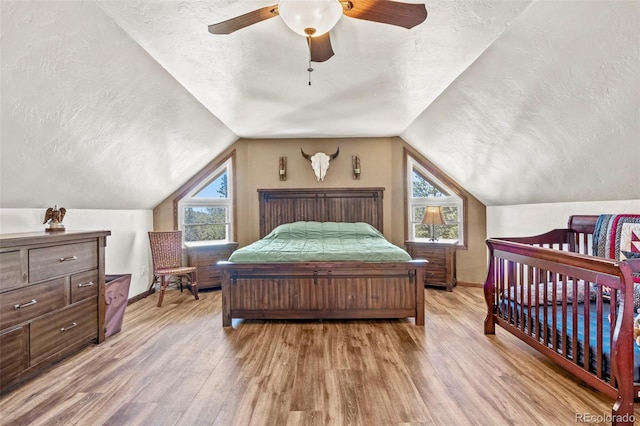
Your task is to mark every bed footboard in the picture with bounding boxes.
[484,238,639,425]
[219,260,426,327]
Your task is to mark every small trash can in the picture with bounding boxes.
[104,274,131,337]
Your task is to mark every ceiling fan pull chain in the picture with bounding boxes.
[307,36,313,86]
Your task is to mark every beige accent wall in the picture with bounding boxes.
[460,193,488,285]
[154,137,487,284]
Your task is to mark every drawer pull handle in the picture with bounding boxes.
[14,299,37,309]
[60,322,78,332]
[78,281,95,288]
[59,256,78,262]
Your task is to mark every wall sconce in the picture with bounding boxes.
[352,155,361,180]
[279,156,287,181]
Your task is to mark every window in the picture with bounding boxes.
[178,158,233,244]
[407,155,465,245]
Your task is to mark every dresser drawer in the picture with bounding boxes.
[29,241,98,282]
[0,278,66,330]
[70,270,99,304]
[424,257,446,270]
[0,251,25,291]
[415,249,445,262]
[30,298,98,365]
[198,265,222,283]
[424,268,446,283]
[195,249,234,266]
[0,326,28,387]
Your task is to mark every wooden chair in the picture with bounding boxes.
[148,231,199,307]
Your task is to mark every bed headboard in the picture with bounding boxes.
[258,188,384,238]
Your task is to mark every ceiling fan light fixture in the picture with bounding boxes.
[278,0,343,37]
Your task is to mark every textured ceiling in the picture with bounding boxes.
[403,0,640,205]
[1,1,638,210]
[98,0,530,138]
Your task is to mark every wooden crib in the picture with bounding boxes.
[484,215,640,425]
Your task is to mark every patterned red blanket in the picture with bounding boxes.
[593,214,640,264]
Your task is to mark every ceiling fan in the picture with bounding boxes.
[208,0,428,63]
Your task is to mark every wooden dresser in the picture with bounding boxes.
[0,230,110,393]
[186,242,237,290]
[405,240,457,291]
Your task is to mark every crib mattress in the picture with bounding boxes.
[502,301,640,382]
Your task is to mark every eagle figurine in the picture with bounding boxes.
[43,205,66,232]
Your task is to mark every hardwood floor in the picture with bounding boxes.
[1,286,638,425]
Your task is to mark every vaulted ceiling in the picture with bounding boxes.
[1,1,638,210]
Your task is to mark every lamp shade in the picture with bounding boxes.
[421,206,445,225]
[278,0,343,37]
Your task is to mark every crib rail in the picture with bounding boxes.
[484,238,637,425]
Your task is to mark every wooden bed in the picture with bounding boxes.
[484,215,640,425]
[218,188,426,327]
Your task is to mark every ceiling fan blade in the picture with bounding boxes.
[208,5,279,35]
[343,0,427,29]
[308,33,335,63]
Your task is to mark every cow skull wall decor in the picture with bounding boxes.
[301,147,340,181]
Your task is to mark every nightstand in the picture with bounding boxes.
[405,240,457,291]
[186,242,237,290]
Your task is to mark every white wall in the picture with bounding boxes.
[0,208,153,298]
[487,199,640,238]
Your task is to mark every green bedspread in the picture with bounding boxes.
[228,221,411,262]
